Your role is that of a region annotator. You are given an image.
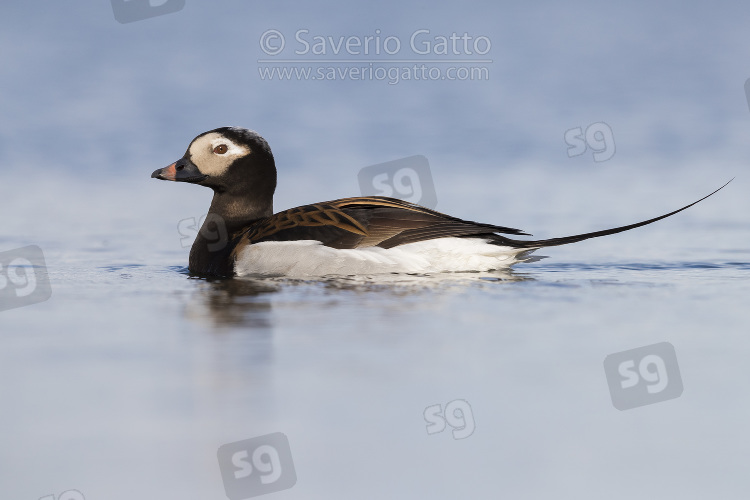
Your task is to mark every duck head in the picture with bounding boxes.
[152,127,278,222]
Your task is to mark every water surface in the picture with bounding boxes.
[2,188,749,499]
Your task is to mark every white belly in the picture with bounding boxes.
[233,237,536,277]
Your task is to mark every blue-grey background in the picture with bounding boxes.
[1,2,749,499]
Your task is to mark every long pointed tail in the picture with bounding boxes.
[507,179,732,250]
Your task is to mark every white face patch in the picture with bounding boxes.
[187,132,251,177]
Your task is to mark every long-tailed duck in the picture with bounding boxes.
[151,127,728,278]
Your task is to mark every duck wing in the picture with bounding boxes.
[231,196,530,254]
[232,180,731,259]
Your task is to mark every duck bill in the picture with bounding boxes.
[151,157,208,183]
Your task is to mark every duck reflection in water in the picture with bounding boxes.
[184,268,532,329]
[185,277,279,328]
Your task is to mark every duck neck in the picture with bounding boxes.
[206,192,273,232]
[188,155,277,277]
[188,193,273,277]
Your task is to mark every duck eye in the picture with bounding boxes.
[213,144,228,154]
